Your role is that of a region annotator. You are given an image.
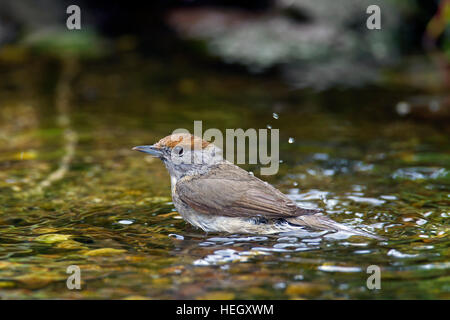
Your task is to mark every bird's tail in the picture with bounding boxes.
[286,214,385,240]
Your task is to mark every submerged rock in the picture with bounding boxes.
[84,248,127,256]
[34,234,72,244]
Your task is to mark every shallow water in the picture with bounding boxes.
[0,53,448,299]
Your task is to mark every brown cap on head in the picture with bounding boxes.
[154,133,210,150]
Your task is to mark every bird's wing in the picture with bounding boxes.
[175,163,317,218]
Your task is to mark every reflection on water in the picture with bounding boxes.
[0,53,448,299]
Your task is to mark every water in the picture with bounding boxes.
[0,53,448,299]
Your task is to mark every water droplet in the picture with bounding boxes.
[272,112,279,119]
[118,219,134,225]
[318,265,362,273]
[347,196,385,206]
[168,234,184,240]
[380,195,397,200]
[416,219,427,226]
[266,125,272,129]
[387,249,418,259]
[288,137,295,143]
[396,101,410,115]
[273,282,286,289]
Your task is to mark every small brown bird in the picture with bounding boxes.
[133,133,382,239]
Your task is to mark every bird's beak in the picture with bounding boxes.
[132,145,163,157]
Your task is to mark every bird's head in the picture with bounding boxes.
[133,133,223,179]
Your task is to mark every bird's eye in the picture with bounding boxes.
[173,146,184,157]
